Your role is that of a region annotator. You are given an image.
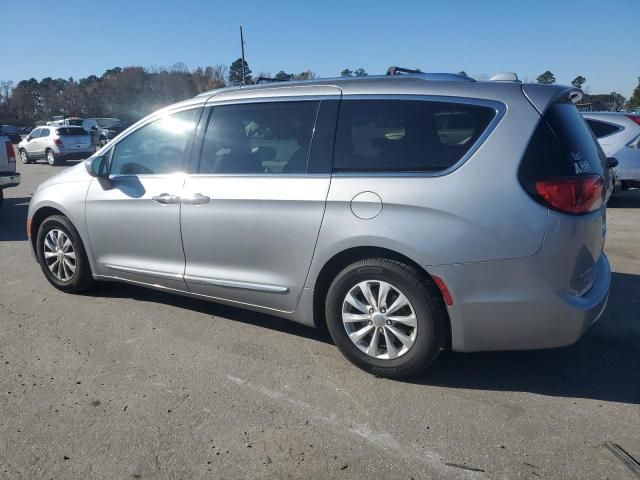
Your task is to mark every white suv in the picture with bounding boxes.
[18,126,95,166]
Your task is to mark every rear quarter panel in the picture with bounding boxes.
[306,91,547,288]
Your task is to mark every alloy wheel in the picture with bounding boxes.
[341,280,418,360]
[43,229,76,281]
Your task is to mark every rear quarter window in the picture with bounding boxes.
[585,119,622,138]
[333,99,496,172]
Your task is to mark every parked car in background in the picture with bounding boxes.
[82,118,128,147]
[0,135,20,206]
[27,73,611,378]
[18,126,94,166]
[583,112,640,191]
[46,116,85,127]
[0,125,22,144]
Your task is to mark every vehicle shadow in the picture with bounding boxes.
[0,196,30,241]
[86,282,333,345]
[89,272,639,404]
[608,190,640,208]
[415,271,640,405]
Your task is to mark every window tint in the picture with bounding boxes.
[30,129,41,138]
[56,127,88,136]
[40,128,50,137]
[199,101,319,174]
[110,109,198,175]
[585,119,621,138]
[334,100,495,172]
[520,102,605,179]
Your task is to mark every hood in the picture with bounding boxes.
[36,161,91,191]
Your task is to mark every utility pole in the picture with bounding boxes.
[240,26,246,86]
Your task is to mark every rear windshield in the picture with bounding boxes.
[66,119,84,126]
[56,127,88,136]
[520,102,605,179]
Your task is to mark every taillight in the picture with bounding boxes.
[54,139,64,147]
[533,175,604,215]
[5,141,15,163]
[625,115,640,126]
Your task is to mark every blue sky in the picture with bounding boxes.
[3,0,638,96]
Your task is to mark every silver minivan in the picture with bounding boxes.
[27,72,612,377]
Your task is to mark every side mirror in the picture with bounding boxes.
[85,154,110,178]
[607,157,619,168]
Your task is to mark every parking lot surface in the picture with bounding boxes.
[1,160,639,479]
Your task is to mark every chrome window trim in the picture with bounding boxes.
[331,94,507,178]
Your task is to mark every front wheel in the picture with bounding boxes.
[36,215,94,293]
[325,258,448,378]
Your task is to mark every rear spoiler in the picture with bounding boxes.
[522,84,584,115]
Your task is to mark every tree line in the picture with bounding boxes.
[535,70,639,111]
[1,62,638,126]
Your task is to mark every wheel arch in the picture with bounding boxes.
[311,246,451,348]
[29,205,67,254]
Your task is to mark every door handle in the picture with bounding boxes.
[182,193,210,205]
[152,193,180,205]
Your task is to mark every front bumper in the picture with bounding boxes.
[0,172,21,189]
[429,253,611,353]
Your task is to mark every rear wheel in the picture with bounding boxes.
[19,149,31,164]
[325,258,447,378]
[36,215,94,293]
[46,149,61,166]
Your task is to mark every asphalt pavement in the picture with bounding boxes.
[1,159,639,479]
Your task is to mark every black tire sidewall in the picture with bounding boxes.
[36,216,92,293]
[325,260,440,377]
[46,149,57,166]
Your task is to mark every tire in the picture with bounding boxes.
[46,149,61,166]
[36,215,94,293]
[325,258,447,379]
[19,149,31,164]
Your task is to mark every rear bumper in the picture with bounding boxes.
[0,172,21,189]
[57,149,95,160]
[429,253,611,353]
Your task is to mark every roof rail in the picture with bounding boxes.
[255,77,288,84]
[386,66,422,76]
[386,66,473,82]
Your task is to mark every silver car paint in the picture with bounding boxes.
[582,112,640,182]
[28,76,610,353]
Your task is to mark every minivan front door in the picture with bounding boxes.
[85,108,201,290]
[181,95,340,312]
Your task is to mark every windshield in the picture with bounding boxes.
[66,119,83,126]
[96,118,122,128]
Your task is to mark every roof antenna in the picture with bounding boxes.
[240,26,247,86]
